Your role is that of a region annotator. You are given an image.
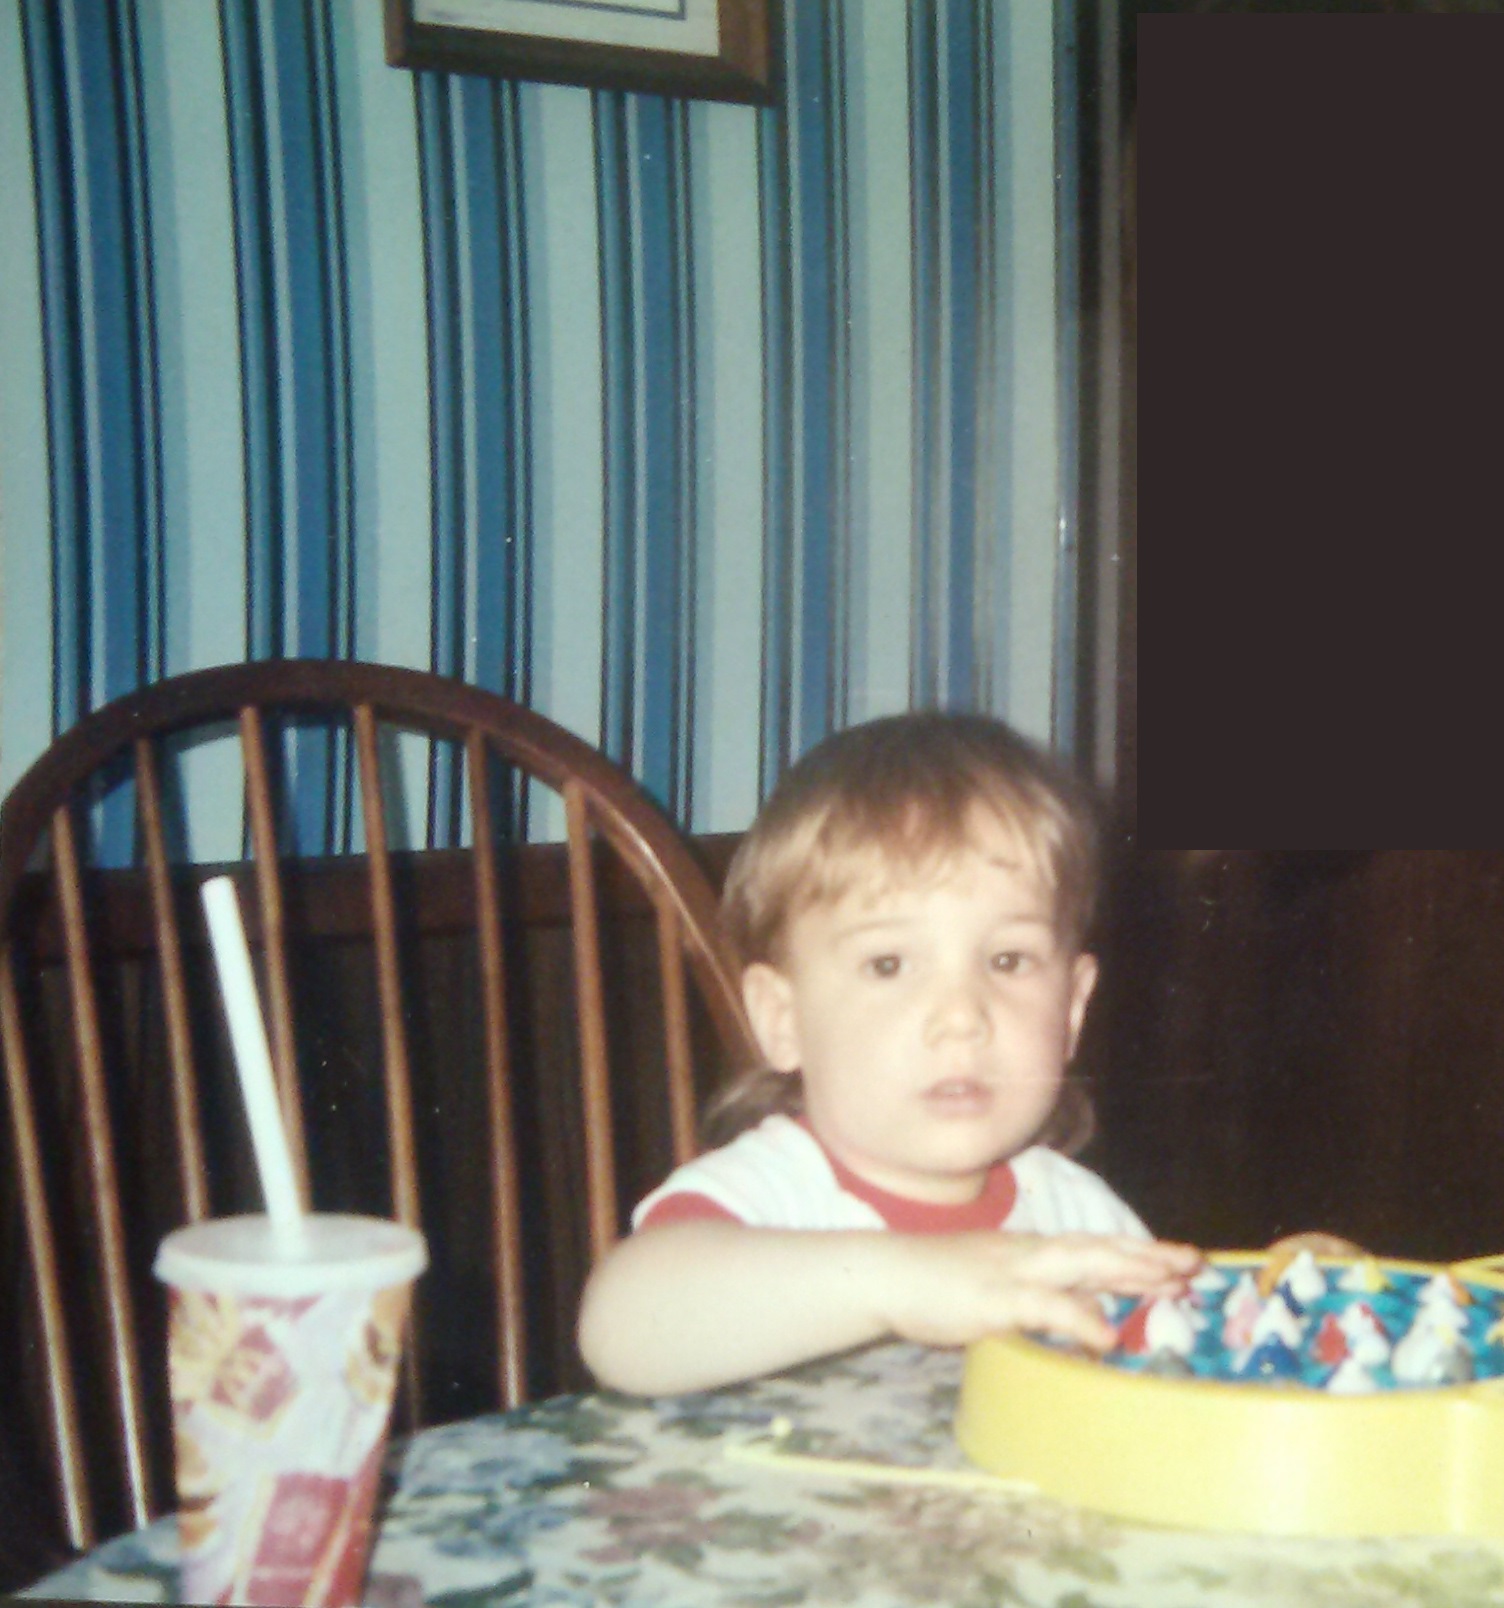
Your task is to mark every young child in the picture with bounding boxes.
[577,711,1202,1395]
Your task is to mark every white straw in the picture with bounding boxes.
[200,876,305,1238]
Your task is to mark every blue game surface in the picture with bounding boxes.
[1097,1264,1504,1391]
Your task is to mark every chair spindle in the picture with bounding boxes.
[466,731,528,1408]
[353,706,420,1229]
[1,944,95,1551]
[353,707,425,1422]
[134,738,208,1222]
[239,708,311,1206]
[52,807,153,1530]
[655,899,698,1167]
[563,781,618,1264]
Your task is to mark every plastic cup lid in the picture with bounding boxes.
[154,1213,428,1298]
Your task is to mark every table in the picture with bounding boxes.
[22,1342,1504,1607]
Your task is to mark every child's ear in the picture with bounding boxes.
[741,962,801,1073]
[1065,952,1099,1059]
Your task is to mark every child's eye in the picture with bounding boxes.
[862,953,904,979]
[991,950,1035,975]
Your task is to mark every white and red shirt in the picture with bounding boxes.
[631,1114,1149,1238]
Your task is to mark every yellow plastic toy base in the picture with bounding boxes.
[956,1252,1504,1538]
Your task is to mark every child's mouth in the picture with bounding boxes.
[922,1077,994,1115]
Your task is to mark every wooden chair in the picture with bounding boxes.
[0,658,757,1576]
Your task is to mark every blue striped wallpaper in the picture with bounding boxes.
[0,0,1072,855]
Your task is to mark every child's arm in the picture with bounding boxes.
[577,1220,1202,1395]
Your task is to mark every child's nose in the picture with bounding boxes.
[925,975,991,1040]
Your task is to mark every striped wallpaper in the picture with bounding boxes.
[0,0,1072,856]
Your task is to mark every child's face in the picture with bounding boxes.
[742,811,1097,1204]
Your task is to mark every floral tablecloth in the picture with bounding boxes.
[24,1342,1504,1607]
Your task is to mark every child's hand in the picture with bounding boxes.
[1257,1230,1368,1296]
[579,1222,1202,1395]
[876,1231,1204,1353]
[1264,1230,1366,1259]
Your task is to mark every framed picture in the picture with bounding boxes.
[384,0,777,105]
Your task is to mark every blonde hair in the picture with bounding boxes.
[706,711,1101,1154]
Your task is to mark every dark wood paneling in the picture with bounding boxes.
[8,836,744,961]
[1087,848,1504,1262]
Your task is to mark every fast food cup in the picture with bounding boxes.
[155,1213,427,1606]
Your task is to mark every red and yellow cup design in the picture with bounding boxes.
[157,1215,426,1607]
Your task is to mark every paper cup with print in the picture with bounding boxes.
[155,1213,427,1607]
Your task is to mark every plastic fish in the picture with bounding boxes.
[1337,1258,1388,1295]
[1241,1336,1302,1382]
[1144,1297,1198,1359]
[1338,1303,1391,1367]
[1325,1356,1378,1394]
[1279,1249,1328,1308]
[1393,1319,1464,1385]
[1410,1302,1466,1346]
[1249,1293,1304,1350]
[1221,1273,1263,1352]
[1190,1264,1230,1301]
[1418,1272,1472,1312]
[1311,1311,1348,1367]
[1114,1300,1152,1356]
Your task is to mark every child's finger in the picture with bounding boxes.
[1015,1235,1202,1292]
[1099,1235,1202,1270]
[992,1285,1119,1352]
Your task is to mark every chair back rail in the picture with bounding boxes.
[0,659,758,1567]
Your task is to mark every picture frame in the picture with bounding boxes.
[384,0,777,105]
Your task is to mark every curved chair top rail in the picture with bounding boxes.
[0,660,746,1019]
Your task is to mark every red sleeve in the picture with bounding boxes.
[636,1190,742,1230]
